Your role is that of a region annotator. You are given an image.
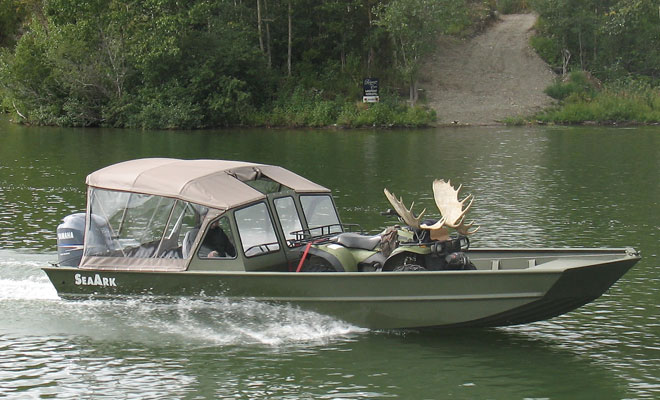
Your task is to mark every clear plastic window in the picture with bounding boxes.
[235,202,281,257]
[163,201,206,258]
[274,197,303,246]
[300,195,342,235]
[244,176,283,194]
[197,216,237,259]
[85,188,207,259]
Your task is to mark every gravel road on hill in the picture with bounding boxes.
[423,14,557,125]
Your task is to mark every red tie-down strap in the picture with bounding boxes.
[295,241,315,272]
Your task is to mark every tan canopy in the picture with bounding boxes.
[86,158,330,209]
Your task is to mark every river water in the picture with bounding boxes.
[0,118,658,399]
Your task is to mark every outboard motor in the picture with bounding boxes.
[56,213,86,267]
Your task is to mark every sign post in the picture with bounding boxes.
[362,78,379,103]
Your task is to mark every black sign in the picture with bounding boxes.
[363,78,379,97]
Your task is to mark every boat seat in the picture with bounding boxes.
[331,232,381,251]
[125,241,158,258]
[182,228,199,258]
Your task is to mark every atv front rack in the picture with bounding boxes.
[399,234,470,255]
[289,223,363,246]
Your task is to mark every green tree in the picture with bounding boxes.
[531,0,607,74]
[531,0,660,80]
[0,0,28,47]
[1,0,447,128]
[600,0,660,79]
[374,0,455,106]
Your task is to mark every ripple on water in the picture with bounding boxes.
[0,334,199,399]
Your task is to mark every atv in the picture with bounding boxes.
[294,179,479,272]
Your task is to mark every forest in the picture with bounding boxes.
[528,0,660,124]
[1,0,659,128]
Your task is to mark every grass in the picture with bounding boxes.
[249,87,437,128]
[506,72,660,125]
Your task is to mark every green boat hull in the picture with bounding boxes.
[42,247,640,329]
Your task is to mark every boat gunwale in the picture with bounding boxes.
[42,249,639,277]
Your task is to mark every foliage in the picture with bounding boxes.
[544,71,598,101]
[254,86,436,127]
[0,0,28,47]
[337,100,437,128]
[0,0,485,128]
[529,34,560,67]
[497,0,529,14]
[0,0,271,127]
[530,0,660,80]
[500,115,527,125]
[373,0,477,106]
[533,77,660,124]
[521,0,660,125]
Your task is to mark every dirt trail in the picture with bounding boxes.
[423,14,556,125]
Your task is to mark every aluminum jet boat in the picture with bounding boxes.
[43,158,641,329]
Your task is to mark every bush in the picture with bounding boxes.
[125,84,203,130]
[536,79,660,124]
[530,35,560,67]
[544,71,598,101]
[265,86,338,127]
[497,0,529,14]
[336,101,435,128]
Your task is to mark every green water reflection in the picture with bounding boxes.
[2,121,658,251]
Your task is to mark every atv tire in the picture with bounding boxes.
[300,256,338,272]
[393,264,427,272]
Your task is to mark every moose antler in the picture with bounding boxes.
[421,179,479,235]
[383,188,427,229]
[384,180,479,238]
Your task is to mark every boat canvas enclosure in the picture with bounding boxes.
[79,158,330,272]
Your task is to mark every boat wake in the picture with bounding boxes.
[146,297,367,346]
[0,250,59,301]
[0,250,367,346]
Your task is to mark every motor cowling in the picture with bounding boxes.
[56,213,86,267]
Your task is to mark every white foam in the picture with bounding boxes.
[147,298,368,346]
[0,249,368,345]
[0,250,59,300]
[0,277,59,300]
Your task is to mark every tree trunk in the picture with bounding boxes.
[340,48,345,71]
[562,49,571,76]
[264,0,272,68]
[367,47,374,75]
[12,101,26,120]
[256,0,264,53]
[409,79,418,107]
[593,5,598,62]
[287,0,292,76]
[367,3,374,73]
[578,30,584,70]
[414,80,419,105]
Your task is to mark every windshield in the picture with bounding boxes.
[300,194,342,235]
[274,196,303,246]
